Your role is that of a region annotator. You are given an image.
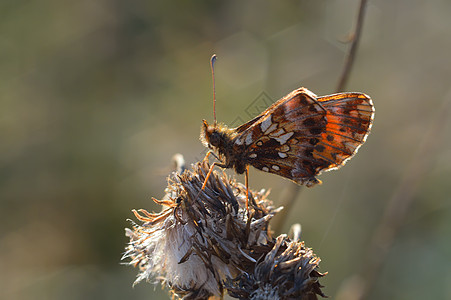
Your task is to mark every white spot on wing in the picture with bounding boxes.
[262,167,269,172]
[265,123,278,134]
[249,153,257,158]
[245,132,253,145]
[278,152,287,158]
[235,138,243,145]
[260,115,272,132]
[272,165,280,171]
[274,132,294,144]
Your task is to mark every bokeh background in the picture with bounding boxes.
[1,0,451,299]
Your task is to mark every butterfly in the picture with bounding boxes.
[199,55,374,209]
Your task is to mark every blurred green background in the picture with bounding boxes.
[1,0,451,299]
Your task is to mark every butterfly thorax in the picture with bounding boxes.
[200,120,247,174]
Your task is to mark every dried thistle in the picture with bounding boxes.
[224,234,327,300]
[123,160,326,299]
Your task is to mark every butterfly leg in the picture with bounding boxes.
[245,165,250,216]
[201,162,218,191]
[198,161,227,198]
[203,150,220,162]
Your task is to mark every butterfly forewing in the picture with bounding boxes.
[231,88,374,186]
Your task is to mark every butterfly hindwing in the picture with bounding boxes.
[313,92,374,168]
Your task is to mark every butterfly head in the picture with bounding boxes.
[200,119,220,149]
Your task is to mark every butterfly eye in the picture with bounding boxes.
[209,132,221,147]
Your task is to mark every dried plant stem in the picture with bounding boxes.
[273,0,369,234]
[271,185,303,233]
[336,0,368,92]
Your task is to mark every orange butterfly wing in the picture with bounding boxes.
[314,92,374,168]
[231,88,374,186]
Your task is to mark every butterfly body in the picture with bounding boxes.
[201,121,249,175]
[200,87,374,187]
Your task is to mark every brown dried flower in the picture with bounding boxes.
[224,234,327,300]
[123,160,326,299]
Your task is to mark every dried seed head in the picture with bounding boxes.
[224,234,327,300]
[123,161,281,299]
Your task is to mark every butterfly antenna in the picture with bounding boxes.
[210,54,217,126]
